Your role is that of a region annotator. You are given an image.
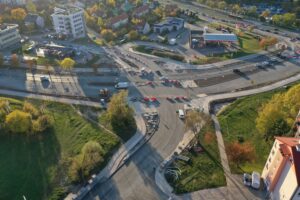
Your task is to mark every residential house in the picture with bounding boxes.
[262,137,300,200]
[24,14,45,29]
[153,17,184,34]
[136,21,150,34]
[109,13,129,29]
[133,5,150,18]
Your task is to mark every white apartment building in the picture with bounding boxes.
[0,0,25,5]
[0,24,21,50]
[262,137,300,200]
[51,6,86,39]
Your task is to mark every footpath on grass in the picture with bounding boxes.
[153,72,300,199]
[66,102,158,200]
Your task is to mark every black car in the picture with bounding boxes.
[233,69,240,73]
[156,70,162,77]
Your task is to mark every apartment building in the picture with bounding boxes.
[51,6,86,39]
[262,137,300,200]
[0,24,21,50]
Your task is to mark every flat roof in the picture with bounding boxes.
[203,33,238,42]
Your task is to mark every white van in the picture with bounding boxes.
[178,109,185,119]
[251,171,261,189]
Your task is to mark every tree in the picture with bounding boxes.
[60,58,75,70]
[153,7,163,18]
[26,0,37,13]
[261,10,270,18]
[10,8,27,22]
[218,1,227,10]
[5,110,32,134]
[232,4,242,14]
[246,6,257,17]
[0,53,3,66]
[23,102,39,119]
[69,141,103,182]
[32,115,52,133]
[105,90,136,139]
[227,141,255,167]
[97,17,104,28]
[11,54,19,67]
[185,110,208,134]
[81,141,103,173]
[128,30,139,40]
[100,29,116,42]
[106,0,116,7]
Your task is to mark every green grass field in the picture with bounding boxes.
[170,120,226,193]
[217,88,288,174]
[0,97,119,200]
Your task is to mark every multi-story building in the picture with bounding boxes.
[0,0,25,6]
[262,137,300,200]
[51,6,86,39]
[153,17,184,34]
[0,24,21,50]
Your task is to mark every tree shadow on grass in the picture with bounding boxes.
[0,128,61,200]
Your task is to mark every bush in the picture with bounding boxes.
[23,102,39,119]
[152,50,185,61]
[69,141,104,182]
[227,141,255,167]
[32,115,52,133]
[5,110,32,134]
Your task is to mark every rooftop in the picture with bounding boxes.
[155,17,184,27]
[109,13,128,25]
[0,24,18,31]
[52,6,83,15]
[24,13,40,23]
[133,4,149,15]
[203,33,238,42]
[275,137,300,186]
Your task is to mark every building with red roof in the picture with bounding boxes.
[109,13,129,29]
[262,137,300,200]
[133,5,150,17]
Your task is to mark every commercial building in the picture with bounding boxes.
[153,17,184,34]
[51,6,86,39]
[189,29,238,48]
[262,137,300,200]
[0,24,21,50]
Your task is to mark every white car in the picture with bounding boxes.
[40,75,49,82]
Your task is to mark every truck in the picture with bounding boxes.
[115,82,129,89]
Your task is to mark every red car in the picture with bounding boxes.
[150,97,157,102]
[143,97,150,102]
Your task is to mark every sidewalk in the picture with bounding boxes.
[66,102,153,200]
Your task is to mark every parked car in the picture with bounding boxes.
[251,171,261,189]
[40,75,49,82]
[156,70,162,77]
[243,173,252,186]
[233,69,240,73]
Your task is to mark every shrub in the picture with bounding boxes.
[23,102,39,119]
[5,110,32,134]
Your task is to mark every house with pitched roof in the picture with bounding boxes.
[262,137,300,200]
[109,13,129,29]
[132,5,150,17]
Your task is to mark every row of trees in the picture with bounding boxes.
[0,100,52,135]
[256,84,300,140]
[196,0,300,28]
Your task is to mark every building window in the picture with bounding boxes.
[266,164,268,170]
[272,150,275,155]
